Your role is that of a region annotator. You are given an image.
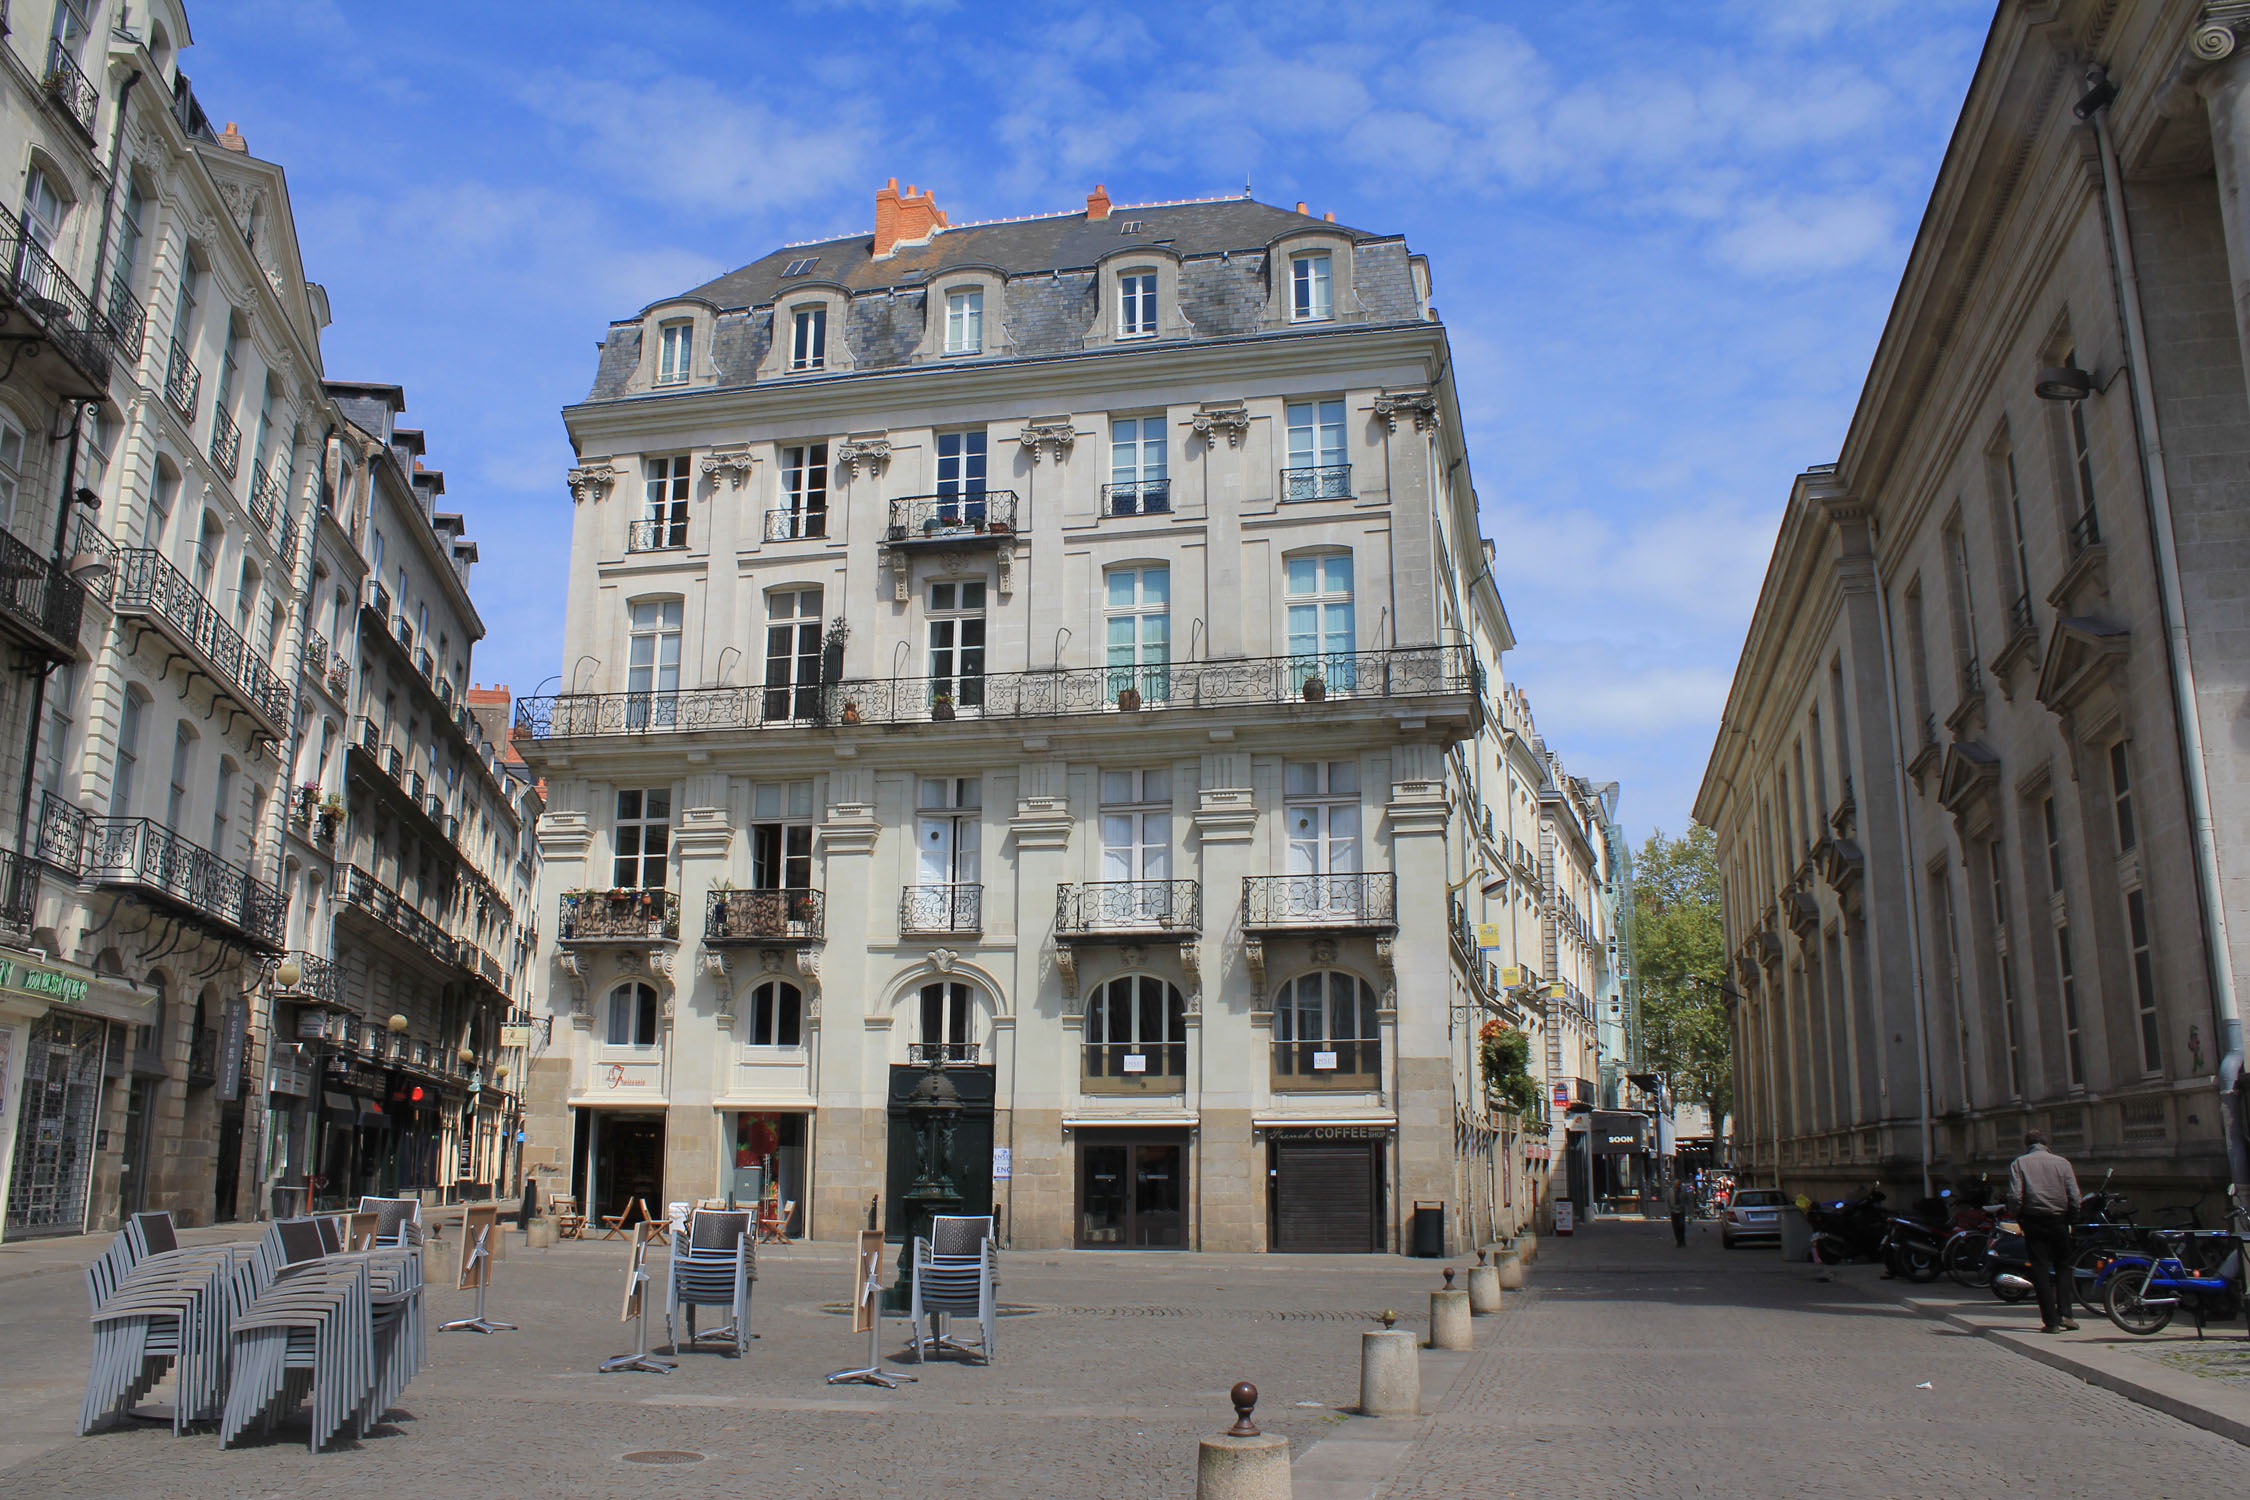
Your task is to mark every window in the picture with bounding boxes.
[1286,760,1361,881]
[21,166,63,252]
[636,455,688,551]
[612,788,671,889]
[2065,347,2099,535]
[2042,796,2082,1089]
[111,181,146,313]
[0,411,23,529]
[747,981,803,1047]
[780,256,820,278]
[263,600,284,664]
[626,599,683,715]
[1085,975,1186,1084]
[1284,399,1348,497]
[944,288,983,355]
[40,661,73,799]
[1273,970,1379,1083]
[146,461,178,550]
[1932,867,1972,1110]
[50,0,87,58]
[776,443,827,540]
[916,777,980,892]
[935,429,987,524]
[1943,521,1981,694]
[166,724,196,830]
[2108,742,2136,853]
[927,579,986,711]
[2126,888,2162,1074]
[790,304,826,371]
[2001,446,2034,630]
[1107,416,1168,514]
[169,258,200,364]
[762,588,823,722]
[1904,579,1933,739]
[1119,270,1157,338]
[1988,840,2021,1098]
[233,557,259,635]
[752,780,814,892]
[1285,552,1355,690]
[1100,769,1171,888]
[657,321,693,386]
[1290,251,1333,321]
[194,515,222,597]
[606,983,658,1047]
[1105,565,1169,702]
[918,980,975,1061]
[212,759,235,858]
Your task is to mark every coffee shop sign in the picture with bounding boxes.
[0,957,88,1006]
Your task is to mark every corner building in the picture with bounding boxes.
[520,183,1543,1253]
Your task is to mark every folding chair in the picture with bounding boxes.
[756,1199,794,1244]
[550,1193,585,1240]
[664,1209,755,1357]
[600,1196,650,1240]
[909,1214,998,1364]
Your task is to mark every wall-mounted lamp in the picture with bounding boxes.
[2033,364,2094,402]
[66,549,111,591]
[274,956,303,989]
[386,1012,409,1033]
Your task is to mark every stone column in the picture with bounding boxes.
[811,765,882,1240]
[1388,744,1456,1253]
[1005,754,1072,1249]
[1193,749,1259,1250]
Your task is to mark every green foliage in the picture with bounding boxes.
[1478,1022,1543,1119]
[1631,825,1732,1127]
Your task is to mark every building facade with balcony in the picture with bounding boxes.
[1696,0,2250,1201]
[518,182,1572,1254]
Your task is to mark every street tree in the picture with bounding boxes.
[1632,825,1731,1130]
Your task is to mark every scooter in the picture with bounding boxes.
[1881,1196,1951,1282]
[1803,1188,1891,1265]
[2102,1211,2250,1339]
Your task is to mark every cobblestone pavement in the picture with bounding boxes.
[1382,1218,2250,1500]
[0,1230,1433,1498]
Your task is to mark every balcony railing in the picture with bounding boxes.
[112,547,293,730]
[2069,508,2103,557]
[1271,1037,1382,1088]
[764,508,827,541]
[1241,873,1399,931]
[0,206,138,394]
[43,39,100,136]
[908,1042,980,1065]
[40,796,283,949]
[1959,656,1983,698]
[279,511,302,570]
[516,644,1477,741]
[269,950,339,1007]
[706,888,825,945]
[883,490,1019,545]
[1055,880,1201,937]
[164,338,200,415]
[559,888,680,943]
[0,523,84,664]
[1102,479,1171,517]
[2008,590,2034,637]
[1281,464,1351,501]
[339,864,458,964]
[1083,1040,1187,1091]
[250,461,287,530]
[901,883,981,935]
[627,517,688,552]
[208,406,241,477]
[367,581,391,618]
[0,846,38,932]
[303,629,330,677]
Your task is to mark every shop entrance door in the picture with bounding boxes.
[1076,1134,1188,1247]
[593,1112,665,1222]
[5,1013,107,1237]
[1269,1137,1383,1253]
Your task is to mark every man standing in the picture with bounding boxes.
[2008,1130,2082,1333]
[1668,1174,1692,1248]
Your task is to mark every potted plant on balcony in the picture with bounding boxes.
[840,701,863,725]
[931,693,956,722]
[1116,686,1142,712]
[1301,674,1327,702]
[791,891,818,923]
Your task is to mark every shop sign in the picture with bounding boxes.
[0,956,88,1007]
[297,1010,334,1041]
[499,1023,530,1049]
[1267,1123,1390,1141]
[216,996,248,1101]
[1474,923,1501,950]
[992,1146,1012,1180]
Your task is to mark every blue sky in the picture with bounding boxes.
[183,0,1993,842]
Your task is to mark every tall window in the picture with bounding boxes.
[1118,270,1157,338]
[214,317,240,417]
[169,257,200,362]
[1108,416,1168,514]
[166,724,196,830]
[927,579,986,711]
[41,661,74,800]
[919,980,974,1061]
[641,455,689,550]
[626,598,682,704]
[657,320,693,385]
[212,759,235,858]
[2064,348,2099,538]
[1285,552,1354,690]
[50,0,87,59]
[752,780,814,891]
[2126,888,2162,1074]
[1290,251,1333,321]
[916,777,980,888]
[1989,840,2022,1098]
[2108,742,2136,853]
[1932,867,1972,1110]
[935,430,987,524]
[777,443,827,539]
[21,166,63,253]
[111,181,147,318]
[2042,796,2082,1089]
[606,983,658,1047]
[944,288,983,354]
[1904,579,1933,741]
[1085,975,1186,1082]
[1943,522,1981,695]
[146,461,177,550]
[747,981,803,1047]
[2001,446,2034,631]
[193,514,222,597]
[612,788,671,889]
[763,588,823,722]
[1286,760,1361,895]
[233,557,259,635]
[1105,565,1169,702]
[1284,399,1347,498]
[0,411,23,529]
[1273,970,1379,1083]
[1100,769,1171,888]
[790,304,826,371]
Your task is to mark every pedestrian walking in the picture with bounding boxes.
[1669,1175,1692,1248]
[2008,1129,2081,1333]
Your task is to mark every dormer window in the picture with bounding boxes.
[945,288,983,355]
[791,305,827,371]
[657,321,693,386]
[1120,271,1157,339]
[1291,252,1332,321]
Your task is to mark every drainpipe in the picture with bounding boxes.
[2084,80,2250,1204]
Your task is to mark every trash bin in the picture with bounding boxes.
[1411,1201,1446,1258]
[1779,1206,1812,1262]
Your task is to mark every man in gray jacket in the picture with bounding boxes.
[2009,1130,2082,1332]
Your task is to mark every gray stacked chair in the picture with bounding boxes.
[81,1223,255,1434]
[85,1211,178,1314]
[909,1213,998,1364]
[356,1196,424,1248]
[664,1208,754,1357]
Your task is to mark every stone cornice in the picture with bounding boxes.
[1016,422,1077,463]
[698,450,753,488]
[1372,389,1439,433]
[568,463,618,503]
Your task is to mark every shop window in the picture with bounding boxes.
[1272,970,1380,1089]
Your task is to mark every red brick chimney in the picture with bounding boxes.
[1086,183,1112,221]
[873,178,949,258]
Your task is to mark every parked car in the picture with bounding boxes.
[1722,1187,1788,1248]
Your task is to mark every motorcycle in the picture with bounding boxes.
[1880,1192,1954,1282]
[1802,1188,1892,1265]
[2102,1214,2250,1339]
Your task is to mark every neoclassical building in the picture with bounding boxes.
[519,183,1586,1252]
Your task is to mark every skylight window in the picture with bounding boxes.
[781,257,820,277]
[1117,221,1144,235]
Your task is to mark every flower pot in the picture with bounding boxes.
[1117,687,1142,712]
[841,703,862,725]
[932,700,956,722]
[1302,678,1326,702]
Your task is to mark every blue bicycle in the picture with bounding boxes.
[2101,1210,2249,1339]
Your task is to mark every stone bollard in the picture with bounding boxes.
[1360,1309,1419,1418]
[1197,1382,1292,1500]
[1429,1267,1473,1351]
[1496,1250,1526,1290]
[1517,1231,1538,1264]
[524,1215,555,1250]
[1466,1259,1502,1315]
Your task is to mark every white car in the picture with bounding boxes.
[1721,1187,1786,1248]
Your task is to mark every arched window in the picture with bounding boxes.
[606,982,658,1047]
[918,980,974,1062]
[747,981,802,1047]
[194,512,224,596]
[1272,970,1380,1087]
[1085,974,1185,1085]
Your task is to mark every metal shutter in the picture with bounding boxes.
[1273,1142,1377,1252]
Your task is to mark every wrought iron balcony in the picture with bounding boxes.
[2008,590,2035,637]
[883,490,1019,546]
[42,39,100,136]
[303,628,329,676]
[1281,464,1352,501]
[706,887,825,945]
[627,517,688,552]
[164,338,199,415]
[559,888,679,943]
[0,846,38,933]
[279,511,302,570]
[111,547,293,733]
[208,405,241,477]
[0,207,138,398]
[0,523,84,665]
[1055,880,1201,939]
[250,461,287,530]
[40,796,283,949]
[269,950,339,1007]
[1241,872,1398,932]
[339,864,457,964]
[764,507,827,541]
[515,644,1478,742]
[901,883,981,935]
[2069,508,2103,557]
[367,580,391,618]
[104,275,145,357]
[908,1042,980,1065]
[1102,479,1171,517]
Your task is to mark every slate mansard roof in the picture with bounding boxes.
[583,195,1424,403]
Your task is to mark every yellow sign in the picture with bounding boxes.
[1474,923,1501,950]
[1500,967,1522,987]
[1547,982,1568,998]
[500,1023,531,1049]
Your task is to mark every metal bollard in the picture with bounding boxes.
[1360,1310,1419,1417]
[1428,1267,1473,1351]
[1197,1382,1292,1500]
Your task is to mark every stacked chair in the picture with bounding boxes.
[355,1196,425,1248]
[664,1208,755,1357]
[909,1213,999,1365]
[81,1211,255,1435]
